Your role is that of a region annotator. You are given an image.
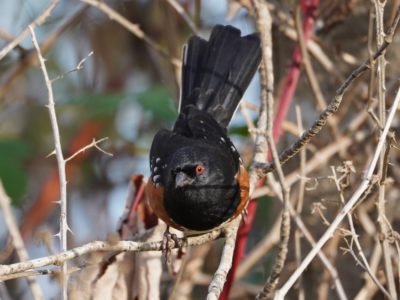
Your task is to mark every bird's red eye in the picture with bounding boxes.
[196,165,205,175]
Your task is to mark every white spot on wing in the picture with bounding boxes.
[156,157,161,163]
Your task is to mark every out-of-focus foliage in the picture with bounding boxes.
[0,140,31,205]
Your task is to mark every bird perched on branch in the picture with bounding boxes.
[146,25,261,234]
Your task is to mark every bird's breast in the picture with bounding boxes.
[164,182,240,231]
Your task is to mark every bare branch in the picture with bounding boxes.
[80,0,180,68]
[206,217,241,300]
[251,1,290,299]
[0,229,223,279]
[166,0,198,34]
[0,0,59,61]
[0,182,44,300]
[374,1,397,298]
[51,51,94,82]
[330,166,391,298]
[275,85,400,299]
[256,4,400,175]
[29,25,69,300]
[65,137,112,163]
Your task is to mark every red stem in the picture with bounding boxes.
[273,1,318,141]
[220,1,319,298]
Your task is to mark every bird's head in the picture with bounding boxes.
[166,145,236,191]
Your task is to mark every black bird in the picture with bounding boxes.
[146,25,261,233]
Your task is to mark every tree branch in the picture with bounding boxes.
[0,0,59,61]
[275,85,400,299]
[0,229,222,279]
[256,4,400,175]
[29,25,69,300]
[0,182,44,300]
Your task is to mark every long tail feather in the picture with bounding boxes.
[180,25,261,128]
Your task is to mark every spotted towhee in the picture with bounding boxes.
[146,25,261,233]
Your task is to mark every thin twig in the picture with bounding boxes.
[29,26,69,300]
[330,167,391,299]
[51,51,94,82]
[266,1,342,81]
[0,0,59,61]
[0,229,223,279]
[274,85,400,299]
[294,106,306,300]
[253,1,290,299]
[80,0,180,68]
[265,174,348,300]
[256,137,290,300]
[242,169,348,299]
[257,4,400,175]
[0,4,88,98]
[236,218,280,280]
[355,240,383,299]
[64,137,112,162]
[166,0,198,34]
[294,4,326,111]
[0,182,44,300]
[373,1,397,298]
[206,217,241,300]
[0,265,81,282]
[220,4,274,295]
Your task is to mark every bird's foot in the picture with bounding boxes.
[162,227,184,274]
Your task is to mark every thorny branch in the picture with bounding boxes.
[275,85,400,299]
[330,166,391,298]
[29,26,69,300]
[0,229,223,279]
[373,1,397,299]
[0,0,59,61]
[252,1,290,299]
[256,4,400,175]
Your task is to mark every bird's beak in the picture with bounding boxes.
[175,172,193,188]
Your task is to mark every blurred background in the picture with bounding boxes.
[1,0,400,299]
[0,1,262,298]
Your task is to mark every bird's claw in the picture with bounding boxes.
[162,227,184,274]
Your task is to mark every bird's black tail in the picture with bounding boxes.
[179,25,261,128]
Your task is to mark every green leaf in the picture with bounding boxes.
[70,92,125,119]
[228,125,250,137]
[136,86,177,121]
[68,87,177,122]
[0,140,31,205]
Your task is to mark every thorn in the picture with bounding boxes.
[66,223,74,235]
[54,232,61,238]
[52,200,61,205]
[46,150,56,157]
